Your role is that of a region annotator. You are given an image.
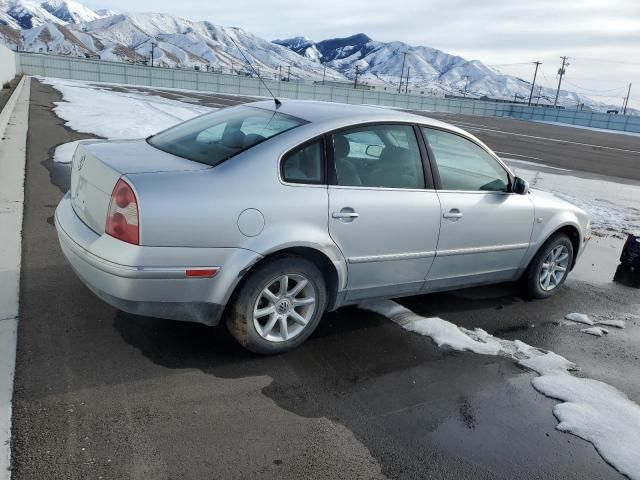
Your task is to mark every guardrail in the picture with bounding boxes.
[16,52,640,133]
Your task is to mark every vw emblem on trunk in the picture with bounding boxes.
[77,154,86,170]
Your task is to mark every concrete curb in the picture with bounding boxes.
[0,75,30,480]
[0,76,24,141]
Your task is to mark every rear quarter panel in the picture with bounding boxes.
[127,130,348,289]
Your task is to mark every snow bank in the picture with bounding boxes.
[532,373,640,479]
[360,300,640,480]
[52,139,85,164]
[39,77,213,142]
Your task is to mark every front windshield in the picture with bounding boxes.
[148,106,307,166]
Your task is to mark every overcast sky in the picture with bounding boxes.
[84,0,640,108]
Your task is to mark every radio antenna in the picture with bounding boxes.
[228,35,282,108]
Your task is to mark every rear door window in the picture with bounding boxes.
[332,125,425,189]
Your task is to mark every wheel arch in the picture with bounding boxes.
[526,222,582,274]
[228,245,345,313]
[553,224,581,269]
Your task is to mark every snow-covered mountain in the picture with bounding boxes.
[0,0,106,29]
[0,0,618,111]
[0,7,347,80]
[275,33,590,108]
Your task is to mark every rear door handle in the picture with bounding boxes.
[332,207,359,222]
[443,209,463,220]
[332,212,360,219]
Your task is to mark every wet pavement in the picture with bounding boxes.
[10,79,640,479]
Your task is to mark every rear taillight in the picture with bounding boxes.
[106,178,139,245]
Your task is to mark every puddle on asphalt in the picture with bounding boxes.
[571,233,635,287]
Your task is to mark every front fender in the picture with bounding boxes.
[521,211,585,274]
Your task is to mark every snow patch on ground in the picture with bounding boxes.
[565,312,595,325]
[534,121,640,138]
[565,313,626,329]
[581,327,608,337]
[39,77,214,141]
[597,319,626,329]
[507,162,640,236]
[52,140,86,164]
[360,300,640,480]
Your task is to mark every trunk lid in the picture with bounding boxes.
[70,139,209,234]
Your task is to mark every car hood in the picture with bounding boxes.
[82,139,211,175]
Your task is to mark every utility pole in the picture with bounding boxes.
[322,65,326,85]
[279,65,282,80]
[405,67,410,94]
[536,85,543,106]
[150,41,157,67]
[462,75,471,98]
[287,65,291,81]
[398,51,408,93]
[354,65,359,89]
[528,61,542,106]
[553,56,569,107]
[623,83,632,115]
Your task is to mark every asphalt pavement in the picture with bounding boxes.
[10,79,640,480]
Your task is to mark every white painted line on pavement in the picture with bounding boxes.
[502,158,572,172]
[0,76,30,480]
[494,151,544,162]
[447,119,640,155]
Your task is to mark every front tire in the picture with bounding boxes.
[523,233,574,299]
[226,256,327,354]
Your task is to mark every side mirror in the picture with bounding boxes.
[365,144,384,158]
[512,176,529,195]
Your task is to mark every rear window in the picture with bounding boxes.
[148,106,308,166]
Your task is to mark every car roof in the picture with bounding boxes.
[247,99,463,132]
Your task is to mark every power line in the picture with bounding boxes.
[488,62,536,67]
[562,79,628,94]
[573,57,640,66]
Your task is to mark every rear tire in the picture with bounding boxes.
[522,233,574,299]
[226,256,327,354]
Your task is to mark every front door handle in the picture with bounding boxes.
[332,208,359,222]
[443,208,463,220]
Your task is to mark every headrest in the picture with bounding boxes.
[243,133,266,148]
[222,129,246,149]
[334,135,350,158]
[379,146,411,168]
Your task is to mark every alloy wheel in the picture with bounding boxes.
[253,274,317,343]
[539,245,570,291]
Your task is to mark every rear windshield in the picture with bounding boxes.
[148,106,308,166]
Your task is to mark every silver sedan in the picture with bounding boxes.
[55,100,590,353]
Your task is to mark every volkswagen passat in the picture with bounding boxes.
[55,100,590,354]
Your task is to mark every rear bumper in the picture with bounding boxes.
[55,193,261,325]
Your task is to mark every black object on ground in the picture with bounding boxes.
[614,234,640,287]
